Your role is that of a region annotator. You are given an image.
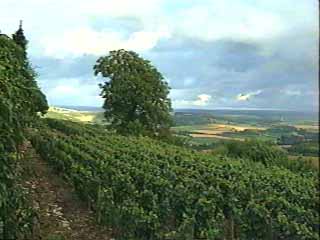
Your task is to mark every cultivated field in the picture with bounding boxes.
[293,124,319,132]
[190,133,244,141]
[174,123,265,141]
[45,107,105,124]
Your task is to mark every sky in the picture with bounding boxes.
[1,0,318,111]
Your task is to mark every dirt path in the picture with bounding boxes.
[20,141,111,240]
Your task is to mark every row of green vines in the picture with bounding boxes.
[30,119,319,239]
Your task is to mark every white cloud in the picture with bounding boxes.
[173,94,211,108]
[194,94,211,106]
[281,89,301,96]
[236,90,262,101]
[42,26,171,57]
[0,0,166,57]
[183,77,196,87]
[79,0,162,18]
[0,0,317,109]
[50,85,78,95]
[46,78,103,106]
[1,0,316,58]
[172,2,287,42]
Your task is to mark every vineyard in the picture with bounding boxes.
[1,22,319,240]
[28,118,319,239]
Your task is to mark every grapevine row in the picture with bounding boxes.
[29,119,319,239]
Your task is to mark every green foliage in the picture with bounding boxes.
[278,133,305,145]
[173,112,217,126]
[265,125,298,135]
[0,152,35,239]
[288,142,320,157]
[159,134,192,148]
[12,21,28,53]
[0,31,47,238]
[173,110,297,127]
[30,119,319,239]
[297,129,319,142]
[211,140,315,173]
[47,234,66,240]
[221,140,287,164]
[94,49,172,137]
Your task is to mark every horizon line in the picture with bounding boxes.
[52,105,319,113]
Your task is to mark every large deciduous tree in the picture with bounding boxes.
[94,49,172,137]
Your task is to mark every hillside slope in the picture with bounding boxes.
[20,141,111,240]
[27,118,319,240]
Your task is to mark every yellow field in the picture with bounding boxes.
[294,124,319,132]
[46,107,99,123]
[74,115,95,122]
[190,133,244,141]
[189,123,264,139]
[205,123,265,132]
[188,123,264,141]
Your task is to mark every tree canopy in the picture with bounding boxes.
[94,49,172,137]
